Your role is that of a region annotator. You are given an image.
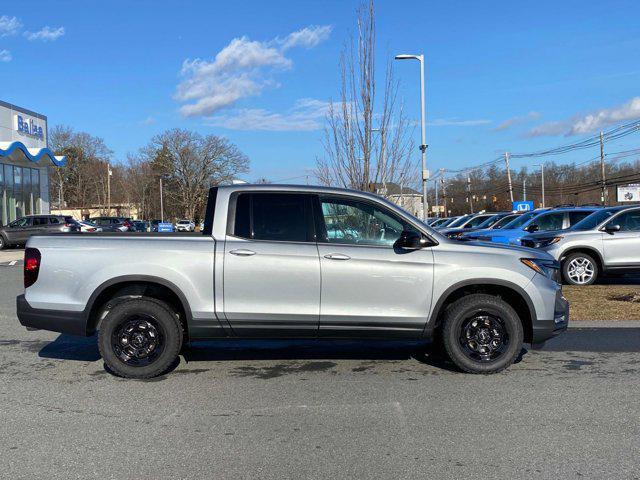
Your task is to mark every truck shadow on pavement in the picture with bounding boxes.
[37,335,471,372]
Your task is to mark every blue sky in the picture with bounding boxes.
[2,0,640,182]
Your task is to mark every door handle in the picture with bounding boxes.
[229,249,256,256]
[324,253,351,261]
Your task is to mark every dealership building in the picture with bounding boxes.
[0,100,65,225]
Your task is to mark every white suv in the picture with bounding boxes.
[175,220,195,232]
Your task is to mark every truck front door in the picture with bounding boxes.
[223,192,321,337]
[316,195,434,337]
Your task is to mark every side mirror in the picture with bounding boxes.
[525,224,539,233]
[604,224,621,234]
[395,230,426,250]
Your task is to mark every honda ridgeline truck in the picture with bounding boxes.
[17,185,568,378]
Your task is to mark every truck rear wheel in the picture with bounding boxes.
[98,298,183,379]
[441,294,523,374]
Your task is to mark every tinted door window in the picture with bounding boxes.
[532,212,564,231]
[32,217,48,226]
[10,217,30,227]
[320,196,415,246]
[233,193,312,242]
[49,217,61,224]
[569,211,593,225]
[608,210,640,231]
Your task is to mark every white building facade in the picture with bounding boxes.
[0,100,65,225]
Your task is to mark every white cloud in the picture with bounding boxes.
[139,116,156,126]
[280,25,332,50]
[493,111,540,131]
[0,15,21,37]
[426,118,491,127]
[527,97,640,137]
[24,26,65,41]
[175,25,332,117]
[205,98,330,131]
[0,49,11,62]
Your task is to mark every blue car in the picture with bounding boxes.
[462,207,600,245]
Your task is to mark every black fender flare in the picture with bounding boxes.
[83,275,193,334]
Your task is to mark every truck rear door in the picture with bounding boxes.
[222,192,320,336]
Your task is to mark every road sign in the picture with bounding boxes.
[158,222,174,232]
[617,184,640,202]
[431,205,444,213]
[513,201,534,212]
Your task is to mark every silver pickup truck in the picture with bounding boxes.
[17,184,568,378]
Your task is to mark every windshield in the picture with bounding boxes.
[446,216,469,228]
[430,218,449,227]
[501,211,539,229]
[465,214,493,228]
[437,217,459,228]
[489,214,518,229]
[572,209,620,231]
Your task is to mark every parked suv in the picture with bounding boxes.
[0,215,80,249]
[463,207,599,245]
[90,217,133,232]
[521,205,640,285]
[175,219,195,232]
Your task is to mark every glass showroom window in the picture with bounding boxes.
[0,164,5,226]
[23,166,32,216]
[31,168,40,214]
[14,166,23,219]
[5,163,14,222]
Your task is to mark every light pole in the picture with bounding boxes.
[159,176,164,223]
[395,53,428,220]
[534,163,545,208]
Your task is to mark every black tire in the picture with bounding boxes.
[0,235,7,250]
[98,298,183,379]
[441,294,524,374]
[562,252,598,286]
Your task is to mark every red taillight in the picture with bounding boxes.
[88,227,96,232]
[24,248,41,289]
[123,220,132,227]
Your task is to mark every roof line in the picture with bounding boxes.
[0,100,47,121]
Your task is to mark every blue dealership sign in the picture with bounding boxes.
[513,201,534,212]
[158,222,174,232]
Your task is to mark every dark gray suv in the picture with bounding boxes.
[0,215,80,249]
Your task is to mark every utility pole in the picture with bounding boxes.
[441,177,447,217]
[159,177,164,222]
[107,163,112,216]
[467,175,474,214]
[600,131,607,205]
[536,164,545,208]
[434,177,439,218]
[523,178,527,201]
[504,152,514,204]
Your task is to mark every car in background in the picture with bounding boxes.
[90,217,134,232]
[132,221,149,232]
[521,205,640,285]
[175,219,195,232]
[440,212,510,239]
[428,217,450,228]
[77,220,102,233]
[0,215,80,249]
[462,207,600,245]
[432,215,464,230]
[149,219,161,232]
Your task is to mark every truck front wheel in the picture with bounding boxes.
[98,298,183,379]
[441,294,524,374]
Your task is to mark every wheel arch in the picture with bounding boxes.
[428,279,536,343]
[83,275,192,337]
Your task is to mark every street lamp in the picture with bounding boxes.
[395,53,428,220]
[534,163,545,208]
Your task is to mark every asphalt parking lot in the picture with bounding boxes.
[1,266,639,479]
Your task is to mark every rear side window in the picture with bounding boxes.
[533,212,564,231]
[232,193,312,242]
[569,211,593,225]
[49,217,61,224]
[32,217,48,226]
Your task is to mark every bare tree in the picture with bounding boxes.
[139,129,249,220]
[316,0,416,194]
